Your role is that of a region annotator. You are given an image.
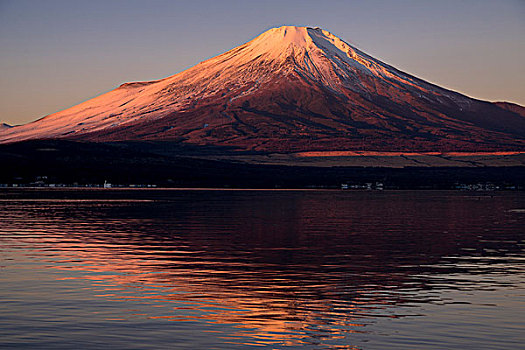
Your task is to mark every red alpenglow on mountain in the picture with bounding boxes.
[1,26,524,152]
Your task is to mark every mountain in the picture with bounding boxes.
[494,102,525,118]
[1,26,524,153]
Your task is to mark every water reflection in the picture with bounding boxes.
[1,190,524,349]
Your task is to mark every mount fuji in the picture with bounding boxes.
[1,26,524,154]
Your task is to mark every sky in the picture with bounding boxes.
[1,0,524,125]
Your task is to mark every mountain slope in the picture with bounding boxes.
[1,26,524,152]
[494,102,525,118]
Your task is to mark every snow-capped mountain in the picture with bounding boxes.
[1,26,524,152]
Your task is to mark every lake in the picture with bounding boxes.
[1,189,524,349]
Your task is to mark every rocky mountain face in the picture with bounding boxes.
[1,26,524,152]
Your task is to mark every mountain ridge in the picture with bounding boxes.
[1,25,524,152]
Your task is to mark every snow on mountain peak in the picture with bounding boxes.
[224,26,428,93]
[240,26,338,60]
[252,26,313,50]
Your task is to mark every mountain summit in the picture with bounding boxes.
[1,26,524,152]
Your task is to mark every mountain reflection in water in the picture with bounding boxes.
[0,189,524,349]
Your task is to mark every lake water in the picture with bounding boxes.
[0,189,524,349]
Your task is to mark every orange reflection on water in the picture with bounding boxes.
[49,249,367,346]
[2,190,522,348]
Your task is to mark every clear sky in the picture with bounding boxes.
[1,0,524,125]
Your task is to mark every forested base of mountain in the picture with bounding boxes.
[1,140,524,189]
